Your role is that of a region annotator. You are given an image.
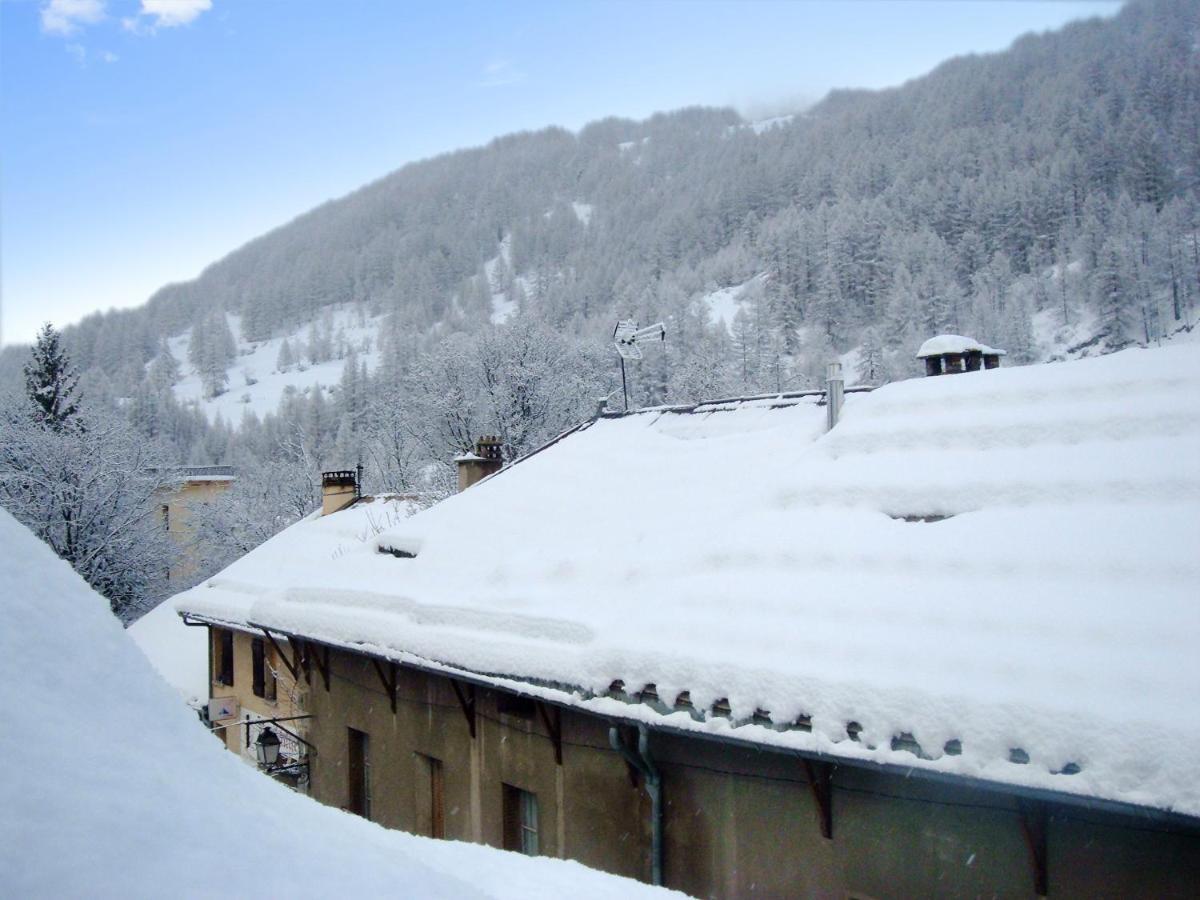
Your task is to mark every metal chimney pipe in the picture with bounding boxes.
[826,362,844,431]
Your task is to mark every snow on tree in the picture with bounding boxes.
[188,449,319,577]
[23,323,80,430]
[147,339,180,390]
[188,310,236,399]
[0,398,181,622]
[276,337,295,372]
[858,327,886,385]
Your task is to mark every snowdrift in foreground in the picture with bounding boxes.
[0,509,674,899]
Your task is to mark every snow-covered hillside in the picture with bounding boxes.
[168,305,383,424]
[0,507,674,898]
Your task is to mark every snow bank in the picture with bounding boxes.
[0,508,674,899]
[129,598,209,704]
[175,343,1200,819]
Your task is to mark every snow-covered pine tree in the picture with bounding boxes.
[23,323,80,430]
[147,339,180,391]
[1094,238,1134,349]
[276,338,295,373]
[858,326,886,385]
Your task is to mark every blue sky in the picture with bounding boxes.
[1,0,1120,346]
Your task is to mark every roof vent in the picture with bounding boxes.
[916,335,1005,376]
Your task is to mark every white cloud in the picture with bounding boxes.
[478,59,526,89]
[40,0,105,36]
[65,42,87,64]
[125,0,212,33]
[101,50,119,63]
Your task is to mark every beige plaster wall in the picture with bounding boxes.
[298,646,1200,899]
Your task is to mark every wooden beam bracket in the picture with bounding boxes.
[450,679,477,739]
[309,643,330,692]
[1019,798,1049,897]
[536,701,563,765]
[371,658,398,714]
[260,628,301,682]
[803,759,834,840]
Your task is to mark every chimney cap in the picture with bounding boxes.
[321,469,358,487]
[473,435,503,460]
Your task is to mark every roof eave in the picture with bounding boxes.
[242,622,1200,833]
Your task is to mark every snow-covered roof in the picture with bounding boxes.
[178,464,236,481]
[130,598,210,705]
[916,334,1006,358]
[174,344,1200,820]
[0,508,670,899]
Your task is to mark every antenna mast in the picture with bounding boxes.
[612,320,666,412]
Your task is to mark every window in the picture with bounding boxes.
[348,728,371,819]
[214,629,234,686]
[502,784,538,856]
[251,637,275,701]
[415,754,445,839]
[161,504,170,532]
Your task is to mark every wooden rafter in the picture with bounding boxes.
[260,628,301,682]
[450,679,476,739]
[536,700,563,765]
[371,658,398,714]
[1019,798,1049,897]
[309,643,330,692]
[803,759,834,840]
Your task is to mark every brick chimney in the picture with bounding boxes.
[321,468,360,516]
[456,436,503,492]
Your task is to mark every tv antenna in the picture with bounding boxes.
[612,319,666,411]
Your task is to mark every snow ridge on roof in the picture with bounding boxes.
[175,344,1200,819]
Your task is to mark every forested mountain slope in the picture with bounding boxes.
[2,0,1197,479]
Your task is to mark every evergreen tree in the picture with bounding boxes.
[276,338,295,372]
[147,339,181,391]
[24,323,80,430]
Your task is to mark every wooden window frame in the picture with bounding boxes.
[502,784,539,856]
[348,728,371,820]
[251,637,266,698]
[415,753,445,839]
[214,629,234,687]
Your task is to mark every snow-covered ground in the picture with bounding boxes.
[168,306,384,424]
[696,274,767,328]
[485,235,518,324]
[750,114,795,134]
[175,340,1200,819]
[1032,304,1101,360]
[0,507,676,898]
[572,201,594,226]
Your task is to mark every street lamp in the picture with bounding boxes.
[256,726,281,768]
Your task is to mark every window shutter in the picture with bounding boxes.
[251,638,265,698]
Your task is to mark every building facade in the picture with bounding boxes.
[204,624,309,786]
[160,465,235,581]
[274,641,1199,899]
